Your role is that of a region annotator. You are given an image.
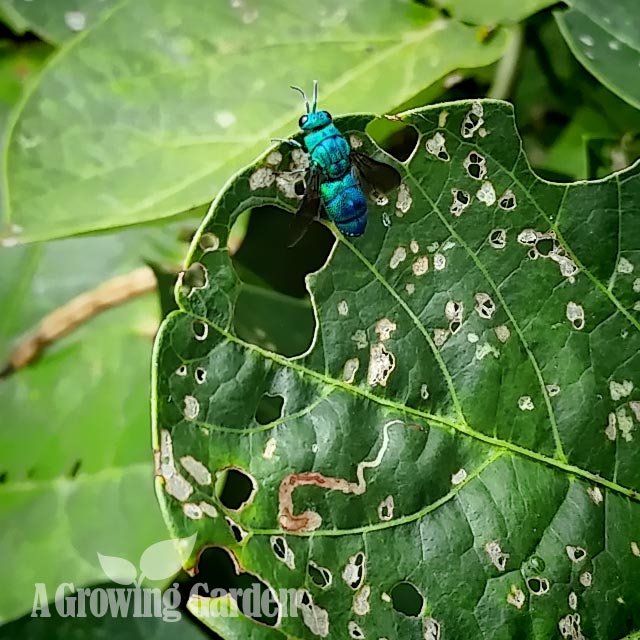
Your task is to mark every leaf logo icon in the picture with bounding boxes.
[97,554,138,586]
[138,534,198,582]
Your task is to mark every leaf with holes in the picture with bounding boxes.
[152,100,640,640]
[2,0,512,243]
[556,0,640,110]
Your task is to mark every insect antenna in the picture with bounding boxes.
[290,85,310,113]
[311,80,318,112]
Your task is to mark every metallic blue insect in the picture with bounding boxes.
[275,81,400,245]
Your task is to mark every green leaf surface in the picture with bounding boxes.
[436,0,556,25]
[556,0,640,110]
[153,99,640,639]
[0,0,117,44]
[0,226,189,622]
[0,40,52,228]
[3,0,511,243]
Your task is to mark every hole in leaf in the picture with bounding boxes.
[199,232,220,252]
[193,320,208,341]
[365,117,419,162]
[255,393,284,425]
[308,562,332,589]
[191,546,279,626]
[535,237,554,257]
[218,468,256,511]
[390,581,424,617]
[180,262,208,296]
[226,518,246,542]
[468,163,482,179]
[271,536,286,560]
[232,205,333,298]
[230,205,331,357]
[526,576,550,595]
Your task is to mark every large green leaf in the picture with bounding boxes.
[153,99,640,639]
[436,0,556,25]
[2,0,512,243]
[0,0,117,44]
[0,226,189,622]
[556,0,640,110]
[0,40,52,228]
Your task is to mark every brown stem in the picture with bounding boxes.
[1,266,157,377]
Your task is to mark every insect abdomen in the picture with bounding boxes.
[320,172,368,237]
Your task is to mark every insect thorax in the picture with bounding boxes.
[305,124,351,180]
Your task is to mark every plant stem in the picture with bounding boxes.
[488,25,524,100]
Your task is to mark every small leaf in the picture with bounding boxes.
[139,534,197,581]
[96,554,137,586]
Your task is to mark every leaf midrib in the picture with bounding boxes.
[173,309,640,505]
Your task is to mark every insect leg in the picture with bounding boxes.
[271,138,303,149]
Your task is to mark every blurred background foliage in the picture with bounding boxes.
[0,0,637,637]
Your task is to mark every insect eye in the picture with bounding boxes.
[298,115,308,127]
[322,111,332,120]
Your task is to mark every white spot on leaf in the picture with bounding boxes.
[183,395,200,420]
[617,257,634,273]
[587,486,603,505]
[507,585,525,609]
[367,343,396,387]
[425,132,449,161]
[412,256,429,276]
[183,503,203,519]
[390,246,407,269]
[395,184,412,218]
[263,438,277,459]
[566,302,585,330]
[518,396,535,411]
[353,585,371,616]
[180,456,212,485]
[378,495,394,521]
[485,540,509,572]
[297,590,329,637]
[351,329,368,349]
[474,292,496,319]
[610,379,633,401]
[250,167,275,190]
[375,318,397,341]
[450,188,472,216]
[461,101,484,139]
[476,181,496,206]
[433,253,446,271]
[498,189,517,210]
[343,358,360,384]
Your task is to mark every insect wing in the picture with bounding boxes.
[351,151,401,198]
[288,168,322,247]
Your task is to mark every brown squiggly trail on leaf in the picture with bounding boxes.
[278,420,398,532]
